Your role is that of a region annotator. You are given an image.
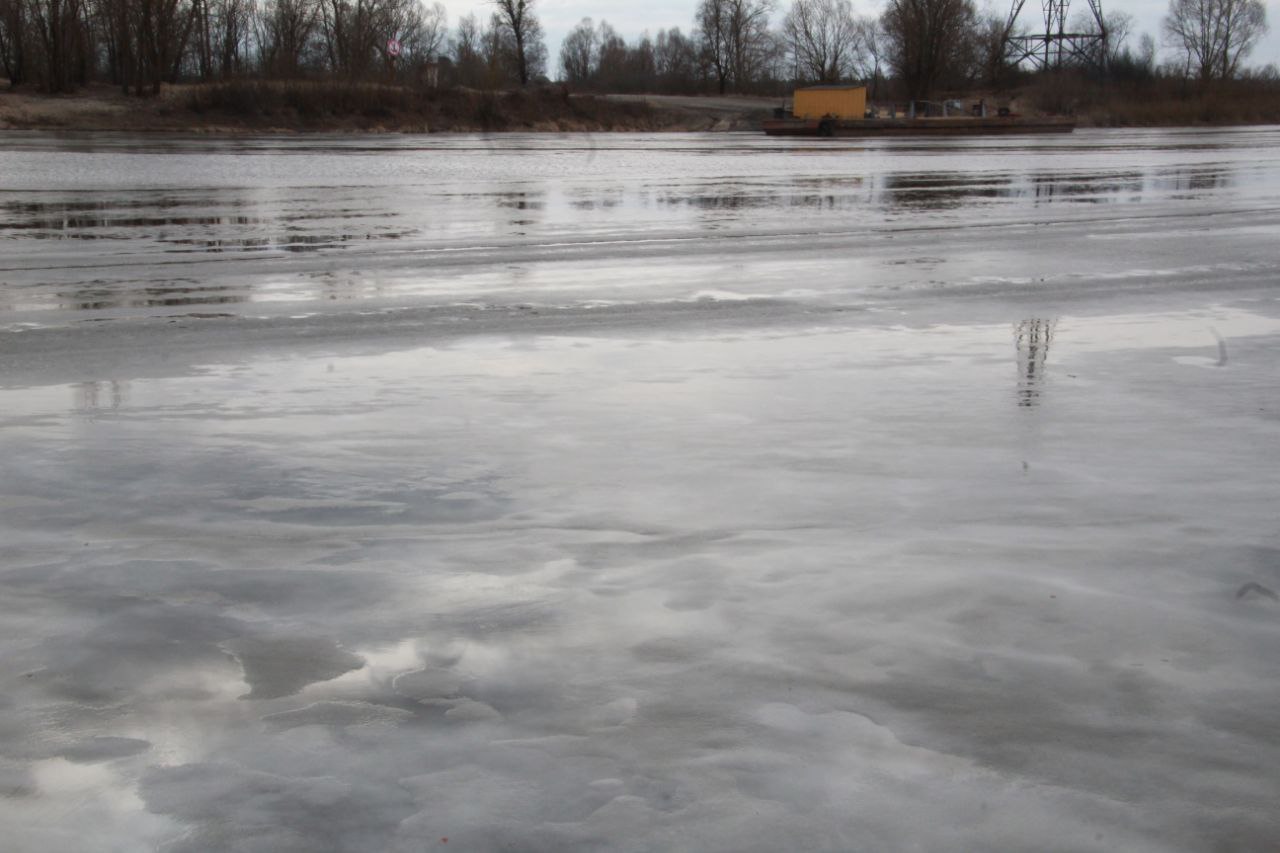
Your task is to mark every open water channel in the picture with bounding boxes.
[1,128,1279,851]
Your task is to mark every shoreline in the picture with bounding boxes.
[5,83,1278,134]
[0,84,773,134]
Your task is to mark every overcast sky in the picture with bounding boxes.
[446,0,1279,76]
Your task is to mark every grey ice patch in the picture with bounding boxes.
[1235,582,1278,602]
[23,600,244,706]
[663,590,717,611]
[141,761,416,853]
[1210,327,1228,366]
[0,762,35,798]
[631,637,710,663]
[441,698,502,722]
[262,701,413,729]
[60,736,151,763]
[391,667,465,701]
[223,636,364,699]
[585,697,638,728]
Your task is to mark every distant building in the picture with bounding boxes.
[421,61,440,90]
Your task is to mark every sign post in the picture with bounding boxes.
[386,38,401,84]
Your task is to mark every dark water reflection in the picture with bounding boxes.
[881,170,1163,209]
[648,166,1227,214]
[0,166,1242,245]
[0,128,1273,319]
[1153,166,1232,193]
[63,290,244,310]
[0,197,414,253]
[74,379,129,411]
[495,192,545,210]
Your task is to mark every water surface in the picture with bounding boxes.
[2,129,1279,852]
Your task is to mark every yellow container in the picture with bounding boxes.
[793,86,867,120]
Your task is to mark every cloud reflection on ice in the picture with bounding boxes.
[1,301,1279,850]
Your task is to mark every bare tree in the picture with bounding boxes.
[655,25,698,91]
[378,0,445,77]
[973,11,1014,87]
[859,15,885,96]
[594,19,626,88]
[1067,7,1132,68]
[880,0,977,100]
[472,10,538,86]
[193,0,213,77]
[728,0,775,90]
[696,0,774,93]
[1141,30,1162,70]
[695,0,729,92]
[257,0,320,77]
[110,0,195,94]
[1138,31,1156,67]
[447,9,513,86]
[558,15,594,83]
[193,0,251,79]
[490,0,541,85]
[95,0,137,91]
[556,22,672,92]
[1164,0,1267,81]
[320,0,377,78]
[26,0,93,91]
[449,11,485,84]
[481,11,506,81]
[0,0,29,85]
[782,0,861,83]
[452,10,527,87]
[217,0,252,76]
[314,0,443,80]
[630,32,656,90]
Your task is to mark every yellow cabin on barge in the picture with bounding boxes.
[791,85,867,120]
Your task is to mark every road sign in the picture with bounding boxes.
[387,38,402,58]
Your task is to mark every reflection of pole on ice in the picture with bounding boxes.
[1015,318,1057,407]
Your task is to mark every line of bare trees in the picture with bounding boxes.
[0,0,1270,97]
[0,0,460,91]
[558,0,1268,97]
[1164,0,1268,81]
[556,0,872,96]
[556,0,993,97]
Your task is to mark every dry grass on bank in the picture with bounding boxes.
[1025,74,1280,127]
[0,79,723,132]
[3,76,1278,133]
[185,79,691,131]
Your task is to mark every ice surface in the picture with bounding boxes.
[1,129,1279,851]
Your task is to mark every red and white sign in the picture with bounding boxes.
[386,38,402,58]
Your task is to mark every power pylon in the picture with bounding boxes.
[1004,0,1108,72]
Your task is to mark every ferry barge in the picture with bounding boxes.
[762,85,1074,137]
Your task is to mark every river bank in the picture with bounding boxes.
[0,82,773,133]
[2,80,1276,135]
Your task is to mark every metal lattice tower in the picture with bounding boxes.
[1004,0,1108,71]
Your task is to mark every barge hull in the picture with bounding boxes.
[763,116,1075,137]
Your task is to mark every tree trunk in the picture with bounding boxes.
[515,29,527,84]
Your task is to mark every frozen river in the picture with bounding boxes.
[2,128,1279,851]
